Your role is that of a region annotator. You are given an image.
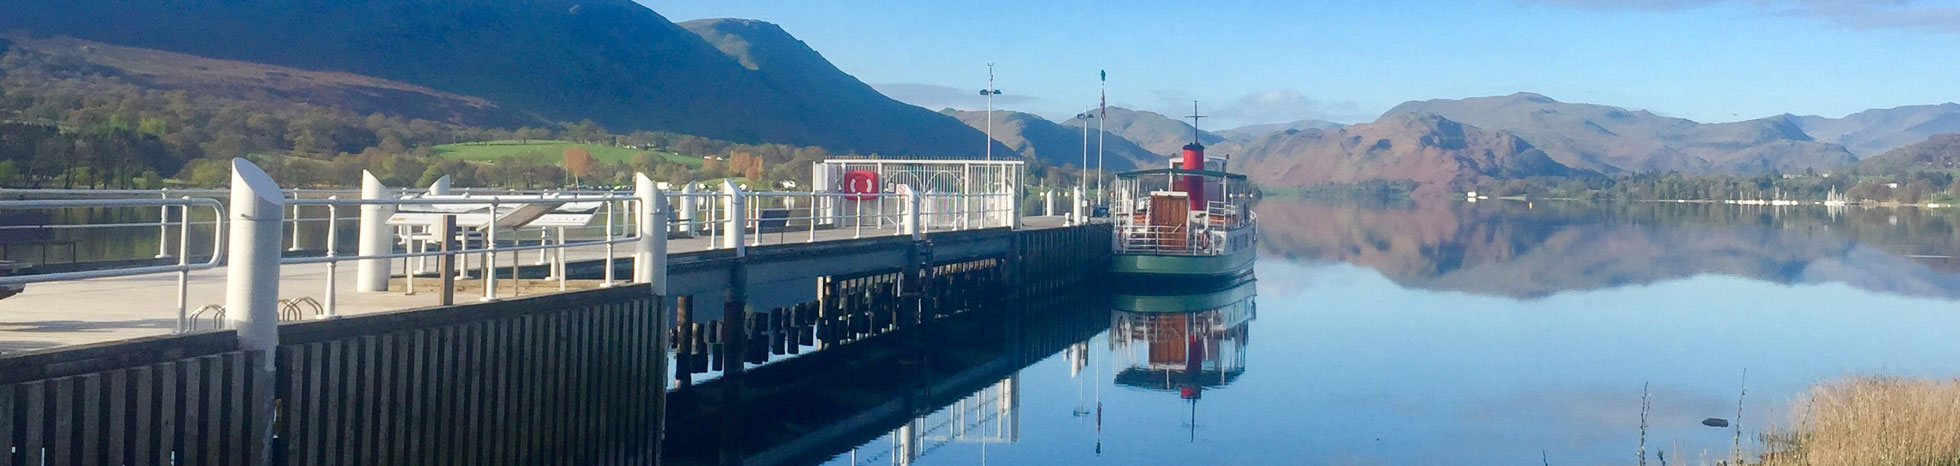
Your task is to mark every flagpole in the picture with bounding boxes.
[1097,70,1107,206]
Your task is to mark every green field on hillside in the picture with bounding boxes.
[434,140,702,167]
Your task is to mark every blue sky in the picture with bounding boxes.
[640,0,1960,128]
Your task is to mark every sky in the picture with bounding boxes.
[639,0,1960,129]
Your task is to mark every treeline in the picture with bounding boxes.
[0,42,1018,191]
[1468,170,1960,204]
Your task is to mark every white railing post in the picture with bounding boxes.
[678,183,697,237]
[634,173,668,295]
[899,184,923,240]
[356,171,395,292]
[287,192,302,252]
[1007,187,1021,230]
[722,180,746,257]
[323,196,340,317]
[483,199,499,301]
[156,188,172,258]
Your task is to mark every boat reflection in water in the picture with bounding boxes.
[1108,275,1256,439]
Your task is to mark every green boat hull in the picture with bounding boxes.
[1109,247,1255,278]
[1110,277,1257,314]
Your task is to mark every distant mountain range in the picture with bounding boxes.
[1233,113,1575,197]
[0,0,1009,159]
[1382,93,1857,174]
[1216,120,1345,144]
[1857,134,1960,174]
[940,109,1158,171]
[1793,103,1960,157]
[1061,107,1233,158]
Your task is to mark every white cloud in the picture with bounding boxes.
[1213,89,1366,127]
[1530,0,1960,33]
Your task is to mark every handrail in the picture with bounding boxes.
[0,181,1020,335]
[0,197,227,284]
[0,196,227,332]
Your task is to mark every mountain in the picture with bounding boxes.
[1062,107,1232,157]
[0,35,530,128]
[0,0,998,158]
[1856,133,1960,174]
[676,18,1010,157]
[1383,93,1855,174]
[1254,200,1960,299]
[1794,103,1960,157]
[1217,120,1346,143]
[1232,113,1577,197]
[940,110,1161,171]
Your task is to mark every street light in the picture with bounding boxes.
[979,63,1003,161]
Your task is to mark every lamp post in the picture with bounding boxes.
[979,63,1002,161]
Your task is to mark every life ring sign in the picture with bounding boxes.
[841,170,880,201]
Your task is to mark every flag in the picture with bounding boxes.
[1099,70,1107,118]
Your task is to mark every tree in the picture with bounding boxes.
[562,146,594,180]
[561,120,606,144]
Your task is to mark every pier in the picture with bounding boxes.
[0,158,1113,465]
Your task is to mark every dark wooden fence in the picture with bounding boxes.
[0,284,664,466]
[1016,222,1111,295]
[0,222,1111,466]
[274,284,665,466]
[0,330,269,466]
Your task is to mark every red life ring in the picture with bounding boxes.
[841,170,879,201]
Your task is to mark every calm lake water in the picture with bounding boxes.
[813,200,1960,466]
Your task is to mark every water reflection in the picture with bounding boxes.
[1255,200,1960,299]
[1109,277,1255,400]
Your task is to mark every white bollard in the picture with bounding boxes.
[633,173,668,295]
[225,158,284,466]
[356,171,395,292]
[898,184,923,240]
[1043,190,1054,217]
[678,183,697,237]
[225,158,284,355]
[722,180,746,257]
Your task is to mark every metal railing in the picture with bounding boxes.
[667,186,1016,249]
[0,174,1020,336]
[280,193,647,319]
[0,197,227,331]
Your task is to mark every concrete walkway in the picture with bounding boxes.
[0,217,1076,352]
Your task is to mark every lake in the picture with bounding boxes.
[807,200,1960,466]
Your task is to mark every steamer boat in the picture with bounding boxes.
[1108,104,1256,278]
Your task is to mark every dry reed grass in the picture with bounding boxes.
[1759,375,1960,466]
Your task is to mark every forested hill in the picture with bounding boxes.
[0,0,997,159]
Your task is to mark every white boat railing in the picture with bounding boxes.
[1111,200,1254,256]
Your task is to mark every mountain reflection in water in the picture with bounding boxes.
[1255,199,1960,300]
[685,201,1960,466]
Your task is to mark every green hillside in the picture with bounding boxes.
[435,140,702,167]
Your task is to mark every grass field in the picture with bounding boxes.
[434,140,702,167]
